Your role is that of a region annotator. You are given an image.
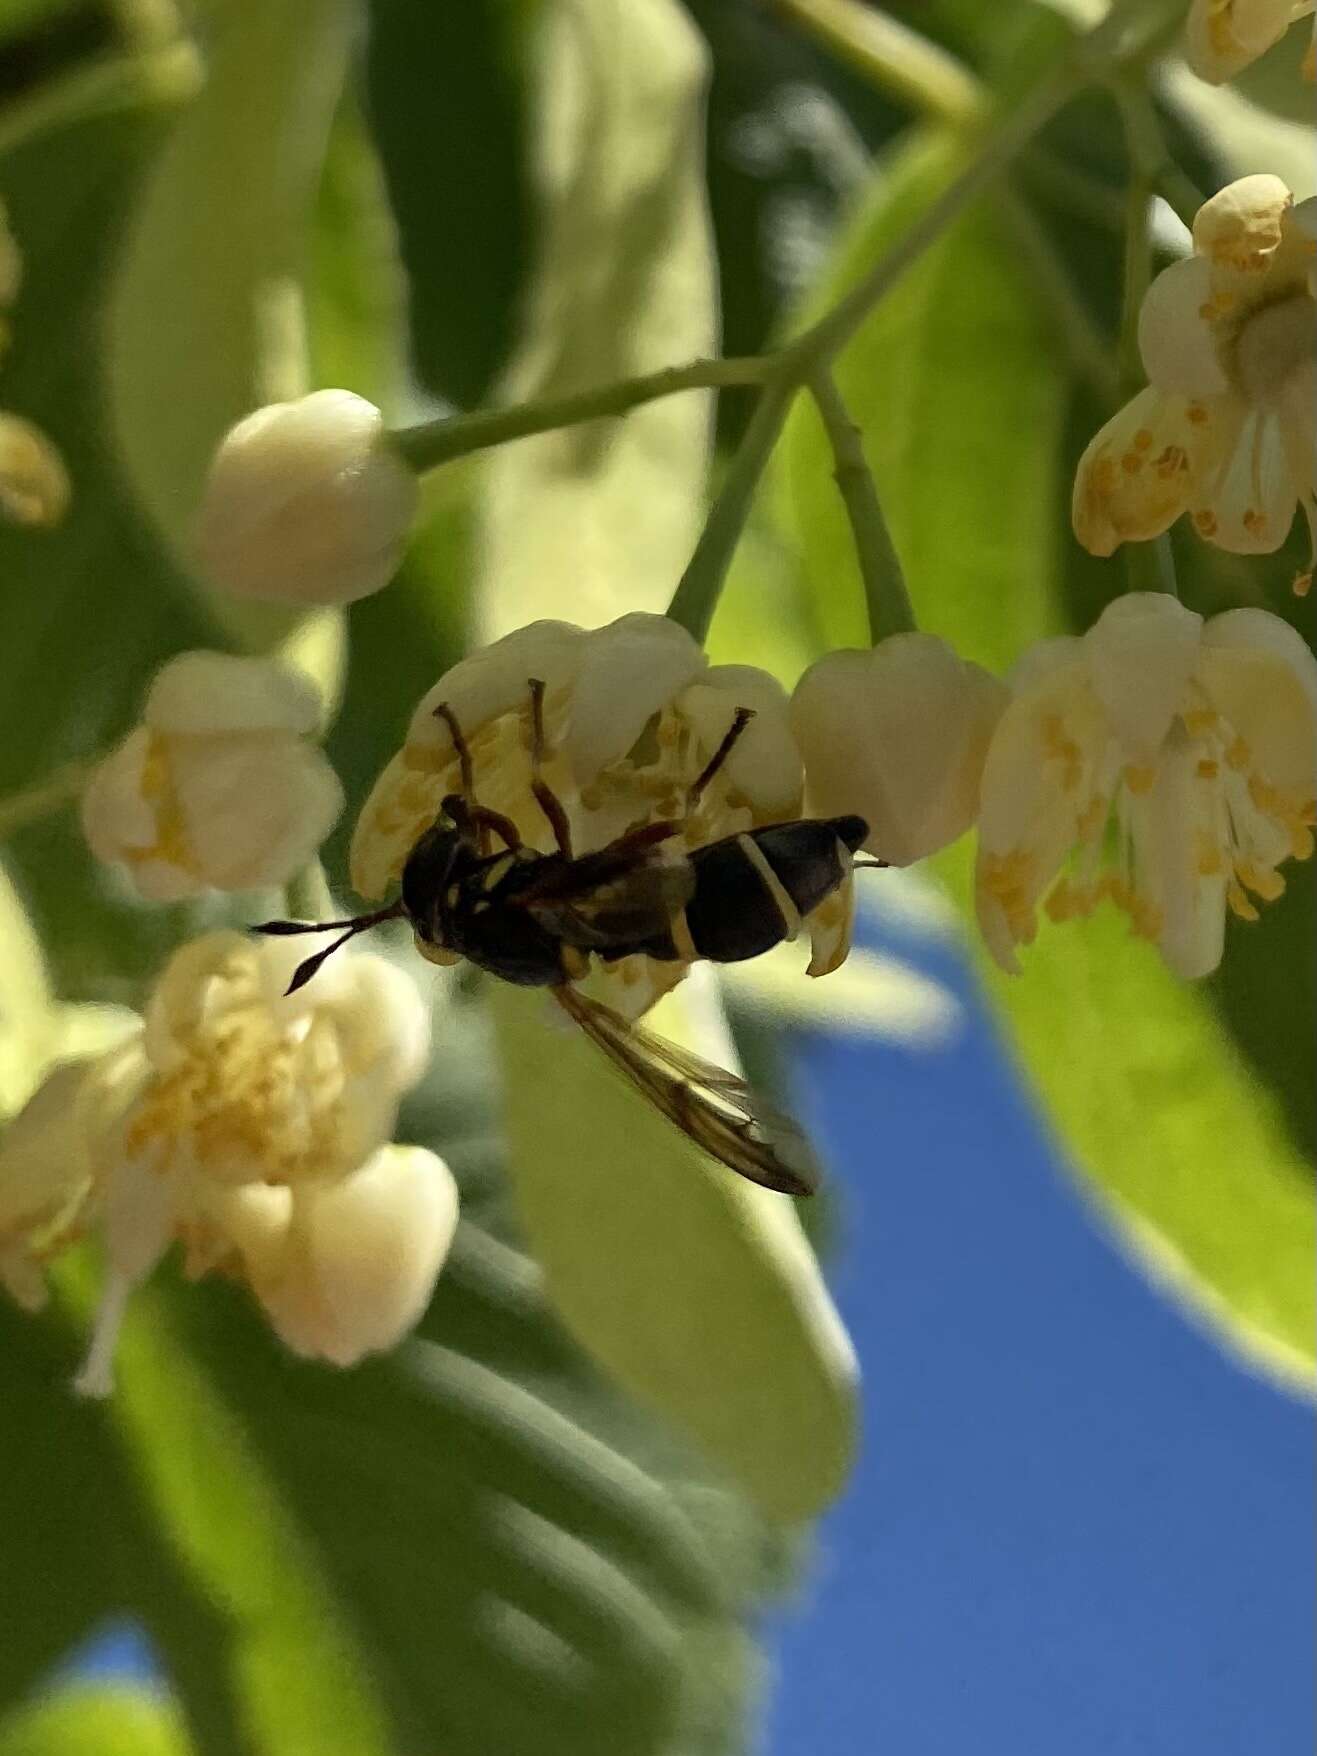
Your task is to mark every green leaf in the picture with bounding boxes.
[475,0,719,635]
[363,0,542,408]
[778,125,1315,1388]
[105,0,354,666]
[0,1688,192,1756]
[489,982,858,1524]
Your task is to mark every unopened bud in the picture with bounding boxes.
[792,635,1007,866]
[195,389,418,605]
[0,413,69,527]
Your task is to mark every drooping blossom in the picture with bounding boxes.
[1185,0,1314,82]
[976,593,1317,979]
[1073,176,1316,593]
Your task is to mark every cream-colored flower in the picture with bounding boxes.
[1185,0,1314,82]
[82,650,344,900]
[976,593,1317,979]
[0,930,449,1392]
[790,635,1007,866]
[196,389,418,605]
[1074,176,1317,591]
[0,412,69,527]
[350,613,851,1013]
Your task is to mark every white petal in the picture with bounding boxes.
[1198,406,1302,552]
[80,728,158,859]
[171,734,344,889]
[1138,738,1227,979]
[406,619,587,753]
[317,954,431,1095]
[0,1059,96,1234]
[1072,387,1225,555]
[1083,593,1204,758]
[1198,607,1317,798]
[1138,258,1228,395]
[680,664,803,818]
[249,1146,459,1366]
[565,614,706,781]
[145,651,324,737]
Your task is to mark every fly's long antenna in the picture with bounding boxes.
[252,901,405,993]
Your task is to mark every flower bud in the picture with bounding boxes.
[195,389,419,605]
[239,1145,459,1366]
[0,412,70,528]
[81,651,344,900]
[791,635,1007,866]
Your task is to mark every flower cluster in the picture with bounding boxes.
[0,200,68,530]
[0,931,455,1394]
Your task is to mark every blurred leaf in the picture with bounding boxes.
[105,0,353,662]
[0,1688,191,1756]
[363,0,542,409]
[489,982,858,1523]
[778,126,1315,1387]
[476,0,719,635]
[0,70,232,1005]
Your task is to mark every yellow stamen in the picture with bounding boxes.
[1196,758,1219,780]
[1237,861,1285,903]
[1123,764,1156,796]
[1227,882,1260,923]
[1225,736,1251,772]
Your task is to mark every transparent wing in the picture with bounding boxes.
[555,986,818,1197]
[526,859,696,950]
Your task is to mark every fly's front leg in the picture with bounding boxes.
[432,699,522,855]
[527,677,574,858]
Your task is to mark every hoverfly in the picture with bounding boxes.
[258,679,878,1197]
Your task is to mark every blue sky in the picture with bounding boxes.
[764,903,1314,1756]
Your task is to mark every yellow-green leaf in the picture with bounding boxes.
[476,0,718,635]
[0,1688,192,1756]
[106,0,354,679]
[489,982,858,1524]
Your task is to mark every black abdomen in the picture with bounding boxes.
[629,814,866,965]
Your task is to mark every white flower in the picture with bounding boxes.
[1185,0,1314,82]
[350,613,852,1013]
[0,412,69,528]
[82,650,344,900]
[195,389,418,606]
[790,635,1007,866]
[0,930,449,1392]
[1073,176,1317,591]
[975,593,1317,979]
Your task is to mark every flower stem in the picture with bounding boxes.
[390,356,772,473]
[665,376,796,643]
[0,761,90,841]
[1124,533,1180,599]
[809,372,913,642]
[770,0,985,126]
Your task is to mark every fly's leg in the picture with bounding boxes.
[432,699,522,855]
[527,677,574,858]
[688,706,755,810]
